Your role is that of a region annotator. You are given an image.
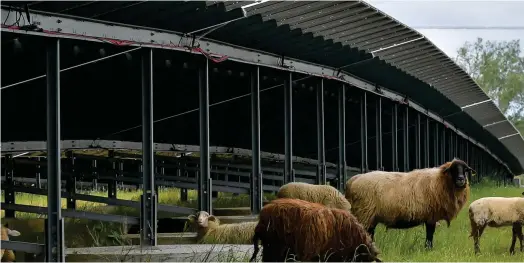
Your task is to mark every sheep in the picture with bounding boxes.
[345,158,473,249]
[1,224,21,262]
[187,210,257,244]
[468,192,524,254]
[249,198,382,262]
[276,182,351,211]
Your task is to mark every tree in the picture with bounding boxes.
[454,38,524,134]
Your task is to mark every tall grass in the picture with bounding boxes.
[1,181,523,261]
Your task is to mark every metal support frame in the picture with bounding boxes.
[4,154,15,218]
[392,104,399,171]
[424,117,430,167]
[415,113,421,168]
[0,7,515,175]
[140,47,157,247]
[361,92,368,173]
[403,106,409,171]
[376,97,383,170]
[317,79,327,185]
[434,122,439,166]
[108,150,118,199]
[45,37,64,262]
[441,126,446,163]
[65,151,76,209]
[92,159,98,191]
[449,132,454,159]
[284,73,294,184]
[198,57,212,213]
[250,66,263,214]
[36,157,42,189]
[338,85,347,190]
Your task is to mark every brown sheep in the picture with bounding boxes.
[468,192,524,254]
[1,224,21,262]
[249,198,381,262]
[276,182,351,211]
[345,158,473,249]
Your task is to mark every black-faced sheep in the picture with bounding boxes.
[187,211,257,244]
[468,192,524,254]
[1,224,21,262]
[345,158,473,249]
[249,198,381,262]
[276,182,351,211]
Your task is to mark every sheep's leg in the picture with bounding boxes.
[424,222,436,249]
[367,220,378,241]
[473,224,486,254]
[513,222,523,253]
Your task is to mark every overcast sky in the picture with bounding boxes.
[365,0,524,59]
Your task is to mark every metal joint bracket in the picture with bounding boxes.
[374,84,383,94]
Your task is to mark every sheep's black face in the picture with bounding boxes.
[445,159,473,189]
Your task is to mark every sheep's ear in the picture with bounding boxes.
[208,215,217,222]
[7,229,20,237]
[187,214,196,222]
[375,257,383,262]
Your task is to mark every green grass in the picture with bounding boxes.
[2,181,524,262]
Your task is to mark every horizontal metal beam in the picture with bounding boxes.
[0,6,514,175]
[0,240,44,254]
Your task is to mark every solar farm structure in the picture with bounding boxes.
[1,1,524,262]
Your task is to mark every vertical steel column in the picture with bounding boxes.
[108,150,117,199]
[392,104,398,171]
[361,92,368,173]
[449,133,454,159]
[36,157,42,189]
[4,155,15,218]
[441,127,446,162]
[92,159,98,191]
[46,38,64,262]
[65,151,76,209]
[434,123,439,166]
[424,117,430,167]
[402,106,409,171]
[140,48,157,247]
[198,58,212,213]
[250,67,263,214]
[454,134,458,158]
[316,79,327,184]
[375,97,383,170]
[415,113,421,168]
[338,85,347,190]
[284,73,294,184]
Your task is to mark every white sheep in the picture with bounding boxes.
[187,211,256,244]
[276,182,352,211]
[468,192,524,254]
[1,224,21,262]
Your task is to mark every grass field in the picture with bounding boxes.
[1,179,524,262]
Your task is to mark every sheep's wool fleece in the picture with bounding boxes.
[1,226,17,261]
[255,198,379,262]
[277,182,351,211]
[345,165,470,229]
[469,197,524,226]
[200,221,257,244]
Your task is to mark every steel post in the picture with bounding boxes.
[317,79,327,184]
[45,38,64,262]
[250,66,263,214]
[434,123,439,166]
[392,104,398,171]
[338,85,347,190]
[361,92,368,173]
[375,97,383,170]
[198,58,212,213]
[284,73,294,184]
[441,126,446,162]
[425,117,430,167]
[415,113,421,168]
[65,151,76,209]
[403,106,409,171]
[108,150,117,199]
[140,48,157,246]
[36,157,42,189]
[4,154,15,218]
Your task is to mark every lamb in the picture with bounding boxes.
[468,192,524,254]
[276,182,351,211]
[1,224,21,262]
[187,210,257,244]
[249,198,381,262]
[345,158,473,249]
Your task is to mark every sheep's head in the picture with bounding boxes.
[187,211,219,228]
[442,158,474,189]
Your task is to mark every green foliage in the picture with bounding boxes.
[455,38,524,134]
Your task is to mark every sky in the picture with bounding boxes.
[364,0,524,59]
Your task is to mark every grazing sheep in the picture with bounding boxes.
[187,211,257,244]
[249,198,381,262]
[345,158,473,249]
[1,224,21,262]
[468,192,524,254]
[276,182,351,211]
